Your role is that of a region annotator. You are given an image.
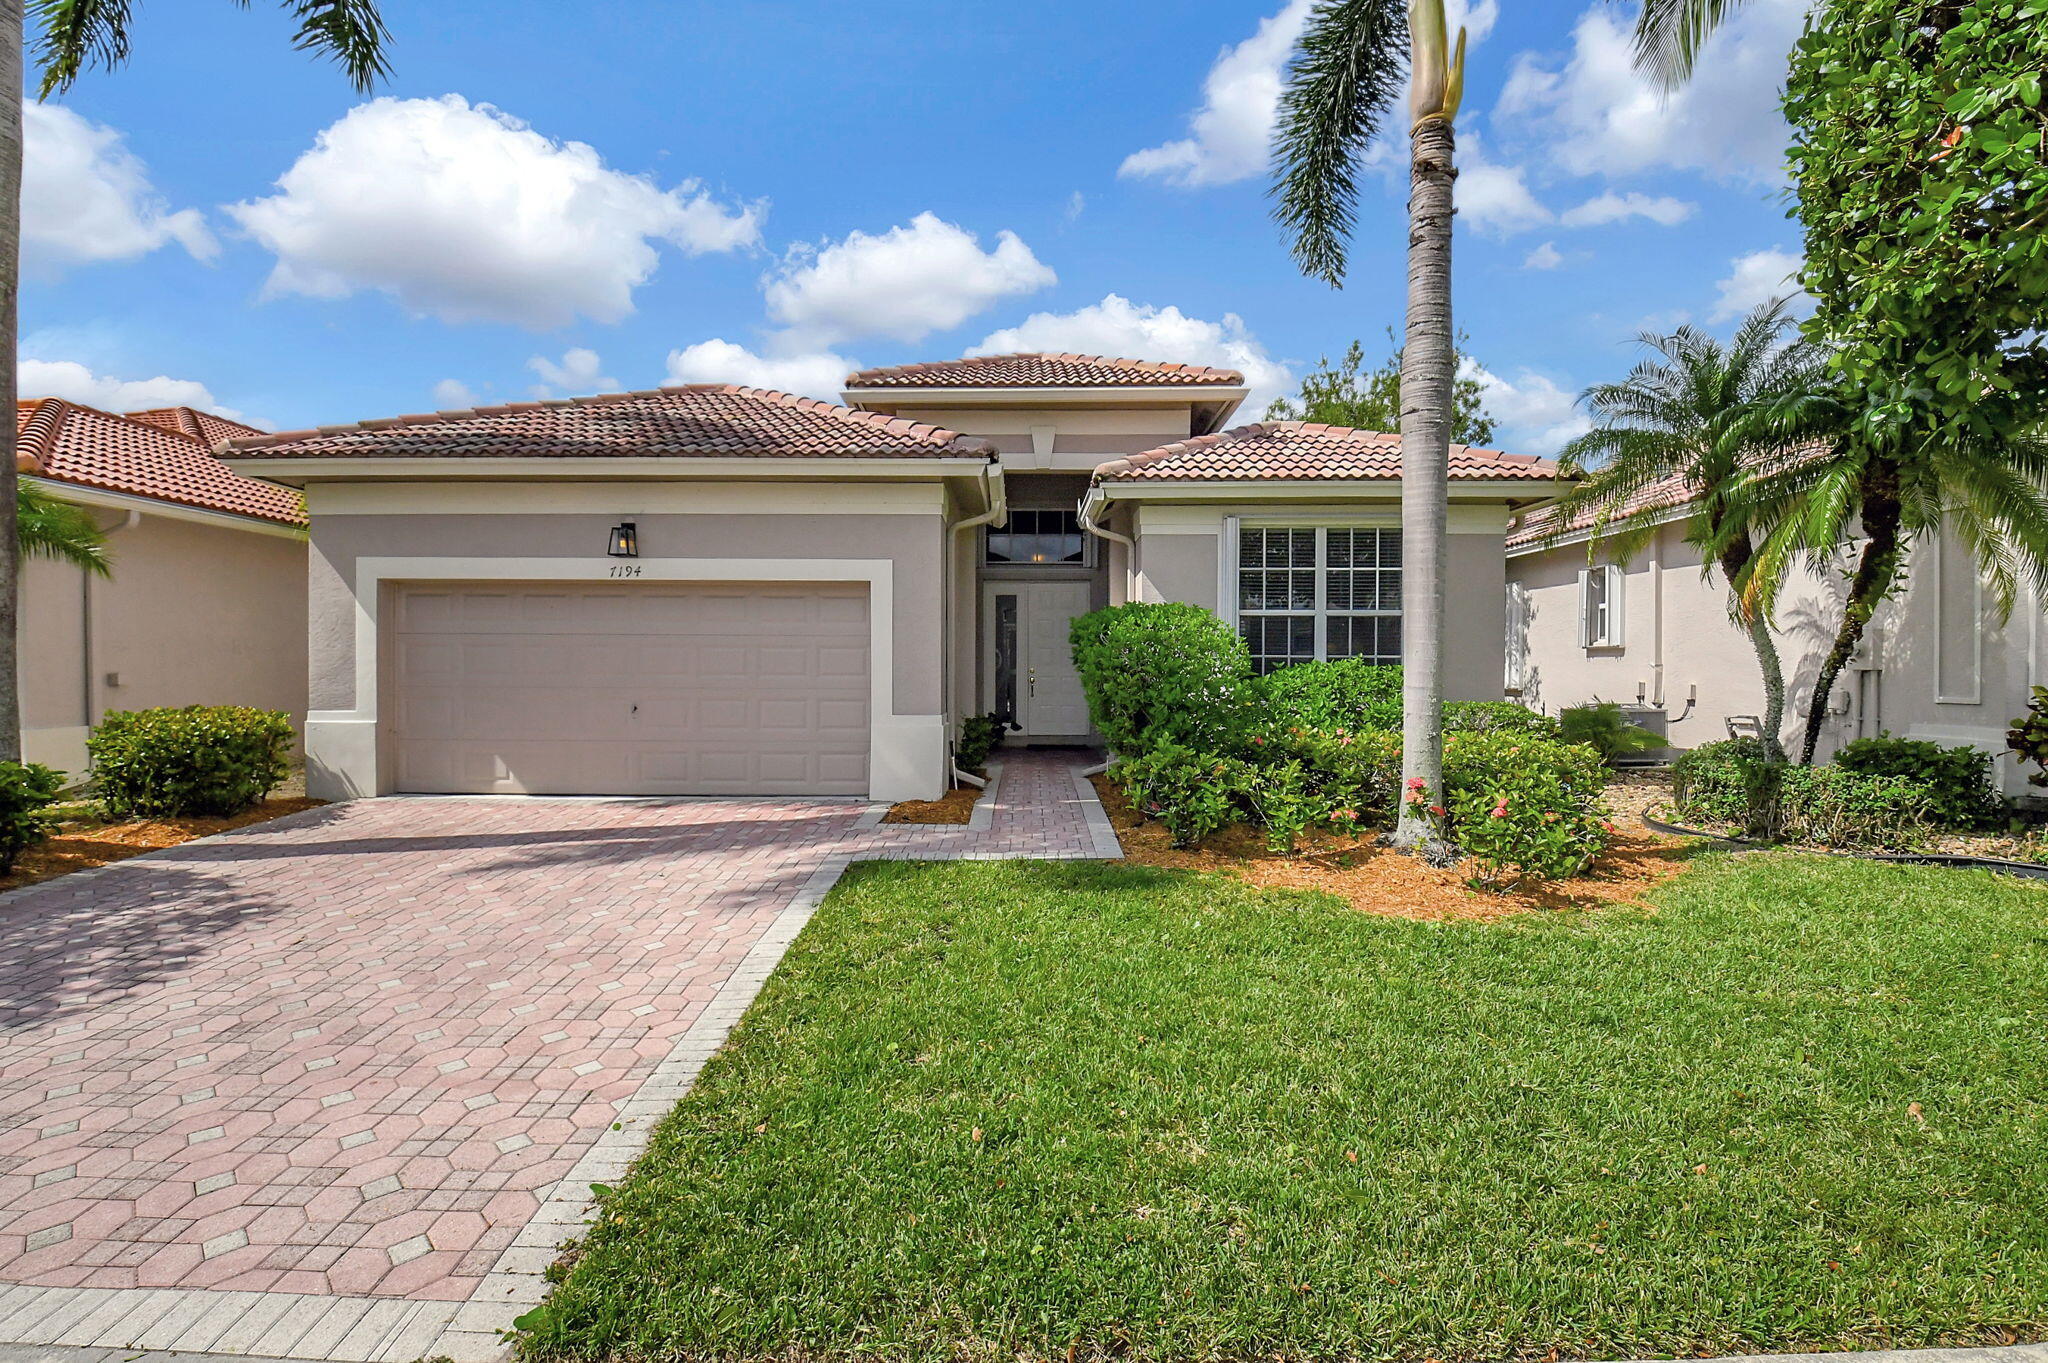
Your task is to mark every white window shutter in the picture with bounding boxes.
[1578,567,1595,648]
[1603,564,1625,647]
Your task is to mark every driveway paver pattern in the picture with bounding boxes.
[0,752,1111,1316]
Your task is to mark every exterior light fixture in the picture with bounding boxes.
[608,521,639,558]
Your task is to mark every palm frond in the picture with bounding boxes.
[31,0,134,97]
[273,0,393,93]
[1270,0,1406,287]
[17,480,112,577]
[1631,0,1745,91]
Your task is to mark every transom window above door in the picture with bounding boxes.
[1238,526,1401,673]
[986,509,1088,565]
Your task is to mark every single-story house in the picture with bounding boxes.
[219,353,1565,803]
[1506,476,2045,793]
[15,397,309,776]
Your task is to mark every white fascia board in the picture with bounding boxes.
[1091,478,1569,503]
[222,455,997,486]
[23,476,307,540]
[842,384,1250,409]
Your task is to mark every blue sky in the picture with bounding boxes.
[19,0,1812,453]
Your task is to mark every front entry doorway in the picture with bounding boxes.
[983,580,1093,739]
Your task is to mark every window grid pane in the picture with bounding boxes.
[1239,525,1401,674]
[986,509,1086,565]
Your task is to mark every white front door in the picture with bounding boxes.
[984,580,1093,738]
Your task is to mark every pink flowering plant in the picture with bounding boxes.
[1443,732,1613,889]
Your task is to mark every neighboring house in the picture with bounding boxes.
[1506,481,2045,793]
[15,398,309,777]
[219,354,1564,803]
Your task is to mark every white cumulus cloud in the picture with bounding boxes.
[20,358,244,421]
[970,293,1292,415]
[22,102,215,275]
[1119,0,1313,188]
[529,347,619,396]
[664,339,859,400]
[227,95,762,329]
[1495,0,1807,184]
[765,213,1054,347]
[1523,242,1565,270]
[1458,139,1553,238]
[1462,359,1589,455]
[432,378,480,409]
[1710,247,1810,322]
[1558,190,1696,228]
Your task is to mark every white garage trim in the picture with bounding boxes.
[305,556,944,803]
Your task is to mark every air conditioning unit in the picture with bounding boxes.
[1619,703,1671,766]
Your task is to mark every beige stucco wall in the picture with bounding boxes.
[19,507,308,778]
[301,481,954,801]
[1122,499,1515,702]
[1509,519,2045,792]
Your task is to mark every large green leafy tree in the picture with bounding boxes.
[1546,300,1823,761]
[1266,329,1498,446]
[0,0,391,762]
[1273,0,1467,853]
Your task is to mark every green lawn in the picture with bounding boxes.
[518,852,2048,1362]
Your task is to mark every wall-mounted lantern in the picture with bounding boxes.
[608,521,639,558]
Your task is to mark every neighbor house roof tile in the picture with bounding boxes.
[844,353,1245,389]
[1093,421,1561,484]
[124,406,267,447]
[215,385,1000,461]
[16,398,305,526]
[1503,471,1694,550]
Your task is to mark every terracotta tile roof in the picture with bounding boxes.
[1504,470,1694,551]
[844,353,1246,389]
[215,385,1000,461]
[1093,421,1561,484]
[15,398,306,527]
[124,406,267,447]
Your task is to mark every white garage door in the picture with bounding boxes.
[391,582,870,796]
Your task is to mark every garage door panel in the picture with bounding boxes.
[392,582,870,796]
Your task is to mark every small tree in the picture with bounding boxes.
[1267,329,1498,445]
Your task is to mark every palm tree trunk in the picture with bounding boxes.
[0,0,23,764]
[1716,539,1786,761]
[1799,455,1903,764]
[1394,114,1454,850]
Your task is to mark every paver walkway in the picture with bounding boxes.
[0,751,1116,1360]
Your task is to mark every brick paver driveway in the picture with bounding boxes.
[0,753,1114,1360]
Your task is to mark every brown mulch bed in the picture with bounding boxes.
[1093,774,1693,921]
[883,784,984,825]
[2,797,326,895]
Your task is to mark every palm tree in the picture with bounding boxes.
[1728,390,2048,763]
[0,1,391,762]
[1273,0,1466,852]
[18,478,110,575]
[1544,299,1821,760]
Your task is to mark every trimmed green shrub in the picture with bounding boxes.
[89,706,294,819]
[0,761,65,875]
[1251,726,1405,851]
[1773,766,1935,849]
[1444,701,1562,738]
[1263,660,1403,732]
[1834,735,2004,831]
[1110,743,1258,848]
[1672,739,1768,827]
[1559,701,1665,765]
[1442,732,1613,887]
[955,712,1005,774]
[1070,604,1257,757]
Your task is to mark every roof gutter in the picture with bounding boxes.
[1078,482,1135,602]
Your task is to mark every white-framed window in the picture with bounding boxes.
[1237,525,1401,673]
[985,508,1090,566]
[1580,563,1625,649]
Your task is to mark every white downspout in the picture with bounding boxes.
[81,508,143,749]
[1078,484,1134,603]
[1076,483,1133,778]
[947,461,1007,789]
[1647,525,1665,707]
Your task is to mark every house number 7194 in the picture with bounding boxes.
[607,564,643,578]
